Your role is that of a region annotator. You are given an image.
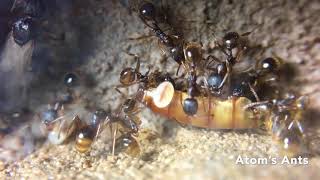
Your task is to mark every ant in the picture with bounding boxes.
[131,1,186,74]
[181,42,204,115]
[204,31,254,94]
[229,56,283,101]
[10,0,46,46]
[116,54,175,93]
[107,97,142,156]
[42,97,142,155]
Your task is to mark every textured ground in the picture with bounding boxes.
[1,0,320,179]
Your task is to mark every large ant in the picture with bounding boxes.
[42,98,142,155]
[116,54,175,93]
[9,0,47,46]
[131,1,186,73]
[205,31,254,94]
[229,56,283,101]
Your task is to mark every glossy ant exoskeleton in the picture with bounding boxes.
[181,42,204,115]
[229,56,283,101]
[204,31,254,94]
[42,106,108,153]
[9,0,47,46]
[12,16,34,46]
[117,54,175,93]
[130,1,186,74]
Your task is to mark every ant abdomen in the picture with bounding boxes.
[183,98,198,116]
[12,17,34,46]
[115,133,140,157]
[207,73,223,90]
[75,127,95,153]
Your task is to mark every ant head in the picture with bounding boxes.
[183,42,202,65]
[256,57,283,75]
[120,67,137,85]
[183,98,198,116]
[223,32,239,50]
[12,16,34,46]
[139,2,156,20]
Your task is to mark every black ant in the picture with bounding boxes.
[131,1,186,74]
[10,0,47,46]
[181,42,204,115]
[204,31,253,94]
[229,56,283,101]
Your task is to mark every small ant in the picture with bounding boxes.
[12,16,35,46]
[42,98,142,154]
[10,0,47,46]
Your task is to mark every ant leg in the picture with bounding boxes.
[65,115,82,138]
[243,101,271,110]
[127,34,154,41]
[175,64,182,76]
[205,55,222,70]
[112,124,118,156]
[217,67,229,89]
[248,83,260,102]
[125,52,141,72]
[157,40,167,55]
[115,85,128,97]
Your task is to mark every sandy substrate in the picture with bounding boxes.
[1,0,320,179]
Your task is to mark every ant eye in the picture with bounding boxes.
[140,2,156,20]
[183,98,198,115]
[120,68,136,85]
[64,73,78,87]
[223,32,239,50]
[12,17,33,46]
